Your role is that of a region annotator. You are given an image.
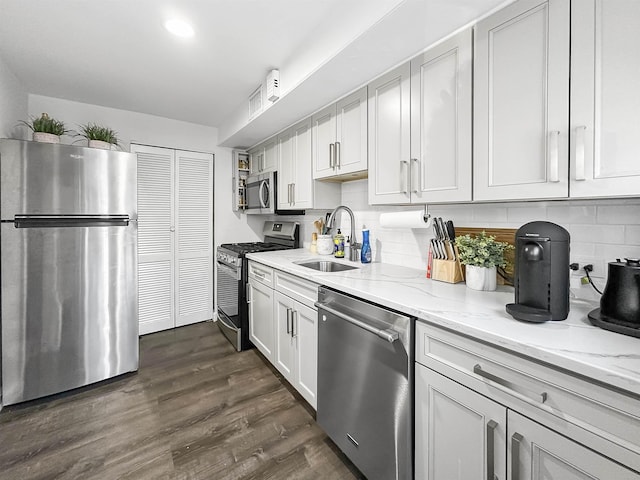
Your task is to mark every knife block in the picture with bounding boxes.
[431,246,465,284]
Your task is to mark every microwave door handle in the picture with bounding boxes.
[259,180,269,208]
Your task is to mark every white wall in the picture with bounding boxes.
[275,179,640,293]
[0,53,27,139]
[27,95,259,250]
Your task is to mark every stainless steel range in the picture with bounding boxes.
[216,221,299,351]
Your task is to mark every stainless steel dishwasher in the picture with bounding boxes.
[315,286,413,480]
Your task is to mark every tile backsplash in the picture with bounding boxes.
[273,179,640,286]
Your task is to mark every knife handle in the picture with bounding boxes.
[446,220,456,242]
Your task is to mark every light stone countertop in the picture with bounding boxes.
[246,248,640,397]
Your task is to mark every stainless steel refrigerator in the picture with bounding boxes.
[0,139,138,405]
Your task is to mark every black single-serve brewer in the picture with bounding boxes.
[506,221,570,322]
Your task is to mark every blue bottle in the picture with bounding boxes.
[361,229,371,263]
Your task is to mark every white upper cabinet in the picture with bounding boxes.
[311,104,336,179]
[278,117,340,211]
[368,63,412,205]
[312,87,368,180]
[289,117,314,209]
[276,127,294,210]
[249,136,277,176]
[570,0,640,198]
[474,0,570,201]
[410,28,473,203]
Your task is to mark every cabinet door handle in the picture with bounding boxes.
[292,310,298,338]
[287,183,292,204]
[286,308,292,334]
[291,183,295,205]
[329,143,335,168]
[511,432,524,480]
[473,364,548,404]
[400,160,410,196]
[246,283,251,303]
[548,131,560,183]
[335,141,341,168]
[411,158,420,194]
[260,153,265,172]
[487,420,498,480]
[575,126,587,181]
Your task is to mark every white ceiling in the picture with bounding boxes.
[0,0,510,136]
[0,0,403,127]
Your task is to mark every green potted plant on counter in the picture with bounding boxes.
[19,113,68,143]
[76,123,120,150]
[456,231,513,291]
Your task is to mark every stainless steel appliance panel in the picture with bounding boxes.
[1,139,137,218]
[216,259,240,318]
[244,172,274,214]
[316,287,413,480]
[1,221,138,405]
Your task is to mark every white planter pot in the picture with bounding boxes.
[465,265,497,291]
[32,132,60,144]
[88,140,112,150]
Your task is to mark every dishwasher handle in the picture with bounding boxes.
[315,301,399,343]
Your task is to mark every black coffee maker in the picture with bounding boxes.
[506,221,570,322]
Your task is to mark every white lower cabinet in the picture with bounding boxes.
[415,322,640,479]
[416,365,506,480]
[273,291,317,407]
[508,410,638,480]
[247,261,318,409]
[248,278,275,361]
[274,291,296,379]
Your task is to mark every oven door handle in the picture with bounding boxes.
[259,180,269,209]
[217,312,239,332]
[216,260,241,281]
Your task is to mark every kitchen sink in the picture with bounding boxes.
[296,260,359,272]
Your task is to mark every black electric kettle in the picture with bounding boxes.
[588,258,640,337]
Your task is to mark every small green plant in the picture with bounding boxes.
[456,231,514,268]
[19,113,68,136]
[76,123,120,147]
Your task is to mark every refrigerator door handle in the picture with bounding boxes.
[13,214,130,228]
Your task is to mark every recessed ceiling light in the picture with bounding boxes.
[164,19,194,38]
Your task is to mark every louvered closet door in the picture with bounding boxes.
[133,144,175,335]
[175,150,213,327]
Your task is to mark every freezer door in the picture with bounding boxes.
[1,221,138,405]
[0,139,137,218]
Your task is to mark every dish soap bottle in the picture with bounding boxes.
[361,229,371,263]
[333,229,345,258]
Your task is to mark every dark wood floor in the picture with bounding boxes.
[0,321,363,479]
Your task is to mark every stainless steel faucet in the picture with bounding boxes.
[326,205,361,261]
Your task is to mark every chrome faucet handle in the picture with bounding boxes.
[349,242,361,262]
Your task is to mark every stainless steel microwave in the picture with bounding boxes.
[245,172,275,214]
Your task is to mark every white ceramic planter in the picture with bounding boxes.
[88,140,112,150]
[465,265,497,291]
[32,132,60,144]
[316,235,334,255]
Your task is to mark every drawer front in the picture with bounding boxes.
[415,321,640,461]
[248,261,273,287]
[274,270,318,309]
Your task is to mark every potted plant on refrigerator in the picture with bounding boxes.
[19,113,69,143]
[76,123,121,150]
[456,231,513,291]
